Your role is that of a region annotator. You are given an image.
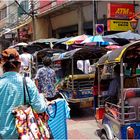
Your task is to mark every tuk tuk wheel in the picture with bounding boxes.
[100,133,108,140]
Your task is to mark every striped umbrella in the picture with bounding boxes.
[66,34,90,45]
[81,35,117,45]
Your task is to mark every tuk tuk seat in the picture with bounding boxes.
[124,88,140,121]
[124,77,138,88]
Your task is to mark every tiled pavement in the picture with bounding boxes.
[67,109,100,140]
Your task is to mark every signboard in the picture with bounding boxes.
[107,20,133,31]
[107,3,134,19]
[5,33,12,39]
[96,24,104,35]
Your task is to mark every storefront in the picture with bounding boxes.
[17,23,33,42]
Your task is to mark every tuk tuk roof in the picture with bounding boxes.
[33,48,65,58]
[97,40,140,65]
[51,47,107,61]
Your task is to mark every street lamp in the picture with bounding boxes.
[130,18,138,32]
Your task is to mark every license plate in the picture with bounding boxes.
[80,100,93,108]
[81,90,92,95]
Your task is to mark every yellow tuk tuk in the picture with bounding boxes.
[52,47,107,109]
[95,40,140,139]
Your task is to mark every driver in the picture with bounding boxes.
[106,64,120,104]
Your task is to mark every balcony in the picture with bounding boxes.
[37,0,92,18]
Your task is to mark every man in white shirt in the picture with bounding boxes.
[20,46,33,77]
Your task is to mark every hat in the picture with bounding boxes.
[1,48,21,63]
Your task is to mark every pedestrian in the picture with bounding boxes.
[20,46,33,77]
[0,48,48,139]
[35,56,56,100]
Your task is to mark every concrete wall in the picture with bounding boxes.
[51,10,78,30]
[0,0,7,30]
[35,17,48,39]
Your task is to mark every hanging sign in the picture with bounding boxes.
[107,3,134,19]
[107,20,133,31]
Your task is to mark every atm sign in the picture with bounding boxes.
[107,3,134,19]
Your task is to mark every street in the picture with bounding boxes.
[67,108,100,139]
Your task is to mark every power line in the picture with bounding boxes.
[0,0,62,34]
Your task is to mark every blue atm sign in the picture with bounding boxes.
[96,24,104,35]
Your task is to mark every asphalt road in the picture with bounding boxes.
[67,108,100,140]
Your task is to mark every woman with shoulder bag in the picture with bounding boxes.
[0,48,49,139]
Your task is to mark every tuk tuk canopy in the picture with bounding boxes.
[51,47,107,61]
[33,48,65,59]
[97,40,140,65]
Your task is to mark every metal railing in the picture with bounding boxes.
[105,102,137,123]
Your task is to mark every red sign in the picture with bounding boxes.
[107,3,134,19]
[39,0,66,14]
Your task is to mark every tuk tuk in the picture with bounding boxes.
[95,41,140,139]
[52,47,107,109]
[32,48,65,78]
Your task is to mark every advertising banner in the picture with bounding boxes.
[107,3,134,19]
[107,20,133,31]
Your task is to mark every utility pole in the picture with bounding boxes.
[78,6,84,35]
[31,0,36,40]
[93,0,97,35]
[15,0,36,41]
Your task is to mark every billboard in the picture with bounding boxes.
[107,3,134,19]
[107,20,133,31]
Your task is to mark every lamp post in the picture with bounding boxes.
[130,18,138,32]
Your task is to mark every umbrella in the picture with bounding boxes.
[53,37,73,45]
[111,38,130,46]
[15,42,28,46]
[9,42,28,48]
[9,45,16,48]
[81,35,117,45]
[33,38,59,44]
[30,38,59,48]
[66,34,89,45]
[106,45,121,50]
[104,30,140,40]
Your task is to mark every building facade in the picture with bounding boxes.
[0,0,140,50]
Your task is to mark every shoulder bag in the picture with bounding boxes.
[12,77,51,140]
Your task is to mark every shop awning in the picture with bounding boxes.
[11,18,32,32]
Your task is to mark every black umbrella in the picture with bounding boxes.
[111,38,130,46]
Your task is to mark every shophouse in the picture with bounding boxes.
[35,0,140,38]
[0,0,140,49]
